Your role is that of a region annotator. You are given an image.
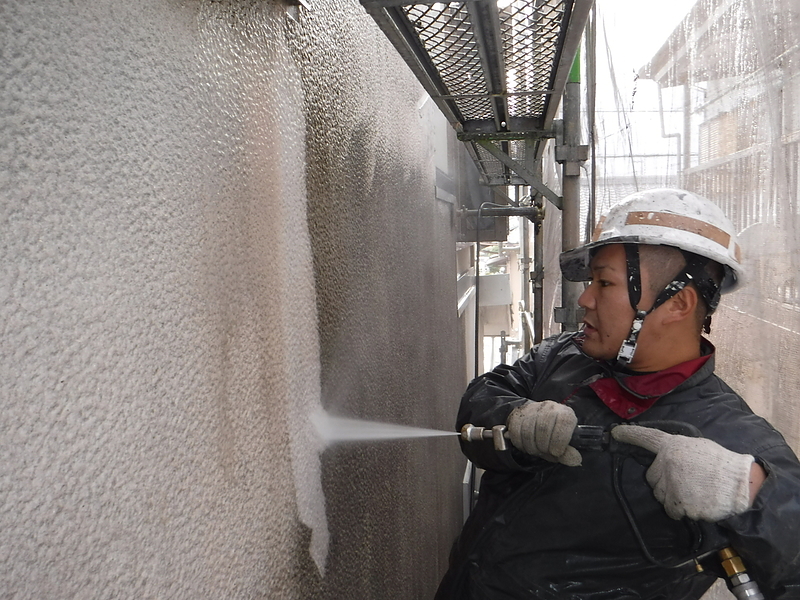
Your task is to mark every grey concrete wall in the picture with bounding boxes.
[286,3,467,597]
[286,1,467,598]
[0,1,465,598]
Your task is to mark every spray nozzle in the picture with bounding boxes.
[460,424,509,451]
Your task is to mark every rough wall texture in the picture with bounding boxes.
[286,2,466,598]
[0,0,465,598]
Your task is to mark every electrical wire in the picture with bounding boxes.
[586,1,597,240]
[601,16,639,192]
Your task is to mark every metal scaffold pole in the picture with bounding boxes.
[518,185,532,352]
[556,51,588,332]
[533,195,544,345]
[525,139,544,347]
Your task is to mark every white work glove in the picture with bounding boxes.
[611,425,754,522]
[507,400,581,466]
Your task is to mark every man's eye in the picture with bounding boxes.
[598,280,611,287]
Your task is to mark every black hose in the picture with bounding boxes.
[612,453,704,569]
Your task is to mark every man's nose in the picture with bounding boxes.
[578,284,593,309]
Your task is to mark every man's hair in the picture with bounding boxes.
[638,245,724,334]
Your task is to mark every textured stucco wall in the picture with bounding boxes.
[1,1,464,598]
[286,3,466,598]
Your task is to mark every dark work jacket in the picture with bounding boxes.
[436,332,800,600]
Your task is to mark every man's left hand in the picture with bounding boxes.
[611,425,755,522]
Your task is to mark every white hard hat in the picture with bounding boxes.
[560,188,744,293]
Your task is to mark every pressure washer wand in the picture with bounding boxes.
[460,423,605,452]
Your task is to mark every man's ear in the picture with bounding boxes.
[663,286,699,324]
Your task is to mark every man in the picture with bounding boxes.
[436,189,800,599]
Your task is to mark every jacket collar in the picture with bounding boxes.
[579,338,715,420]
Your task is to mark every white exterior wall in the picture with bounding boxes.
[1,2,328,597]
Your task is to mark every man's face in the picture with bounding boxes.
[578,244,646,361]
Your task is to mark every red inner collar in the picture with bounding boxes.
[589,352,711,419]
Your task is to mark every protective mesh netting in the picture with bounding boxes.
[584,4,799,595]
[590,0,800,451]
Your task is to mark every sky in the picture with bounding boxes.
[591,0,701,189]
[595,0,700,108]
[597,0,699,75]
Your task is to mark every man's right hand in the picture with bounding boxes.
[506,400,582,466]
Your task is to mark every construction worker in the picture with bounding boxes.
[436,189,800,599]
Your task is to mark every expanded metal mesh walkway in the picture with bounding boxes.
[361,0,593,187]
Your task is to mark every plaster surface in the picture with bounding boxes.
[1,1,465,598]
[2,1,326,597]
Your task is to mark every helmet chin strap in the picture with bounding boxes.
[616,244,722,367]
[617,244,649,366]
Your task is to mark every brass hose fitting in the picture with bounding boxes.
[718,547,764,600]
